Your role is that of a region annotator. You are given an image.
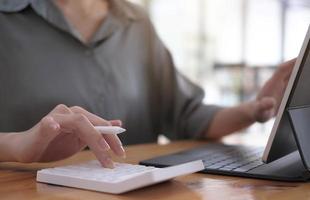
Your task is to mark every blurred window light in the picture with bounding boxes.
[207,0,244,64]
[127,0,310,138]
[149,0,201,80]
[284,3,310,60]
[245,0,282,66]
[127,0,310,102]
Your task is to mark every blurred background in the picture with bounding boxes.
[129,0,310,145]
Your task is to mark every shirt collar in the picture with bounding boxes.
[0,0,141,45]
[0,0,140,20]
[0,0,29,12]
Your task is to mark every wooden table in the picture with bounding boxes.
[1,140,310,200]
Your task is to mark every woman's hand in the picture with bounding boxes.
[206,59,296,139]
[253,58,296,122]
[2,104,125,168]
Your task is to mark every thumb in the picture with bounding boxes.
[254,97,276,122]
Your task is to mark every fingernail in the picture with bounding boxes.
[115,145,126,158]
[99,138,110,151]
[115,120,122,127]
[103,158,114,169]
[120,146,126,158]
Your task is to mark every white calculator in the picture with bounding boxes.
[37,160,204,194]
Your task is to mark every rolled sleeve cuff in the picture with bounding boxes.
[185,104,223,139]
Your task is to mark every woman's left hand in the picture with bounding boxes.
[253,59,296,122]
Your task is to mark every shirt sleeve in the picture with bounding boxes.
[147,23,223,140]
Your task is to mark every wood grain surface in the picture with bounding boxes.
[0,140,308,200]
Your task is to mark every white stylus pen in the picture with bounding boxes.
[94,126,126,135]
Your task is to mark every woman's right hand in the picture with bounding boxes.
[0,104,125,168]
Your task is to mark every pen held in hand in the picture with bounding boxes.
[94,126,126,135]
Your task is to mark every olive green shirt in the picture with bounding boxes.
[0,0,221,145]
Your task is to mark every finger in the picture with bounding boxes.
[51,113,114,168]
[258,97,276,111]
[70,106,125,157]
[39,116,61,140]
[109,120,122,127]
[70,106,110,126]
[103,134,126,158]
[105,120,126,158]
[276,58,296,78]
[255,98,276,122]
[257,110,275,123]
[49,104,73,115]
[282,59,296,82]
[279,58,296,72]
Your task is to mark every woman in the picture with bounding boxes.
[0,0,295,168]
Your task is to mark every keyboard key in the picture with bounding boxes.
[207,164,225,170]
[43,162,158,182]
[218,167,233,171]
[233,162,263,172]
[199,145,265,173]
[221,164,241,169]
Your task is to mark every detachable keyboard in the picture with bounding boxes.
[199,144,264,172]
[140,143,265,175]
[37,160,204,194]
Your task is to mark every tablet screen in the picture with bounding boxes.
[264,28,310,162]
